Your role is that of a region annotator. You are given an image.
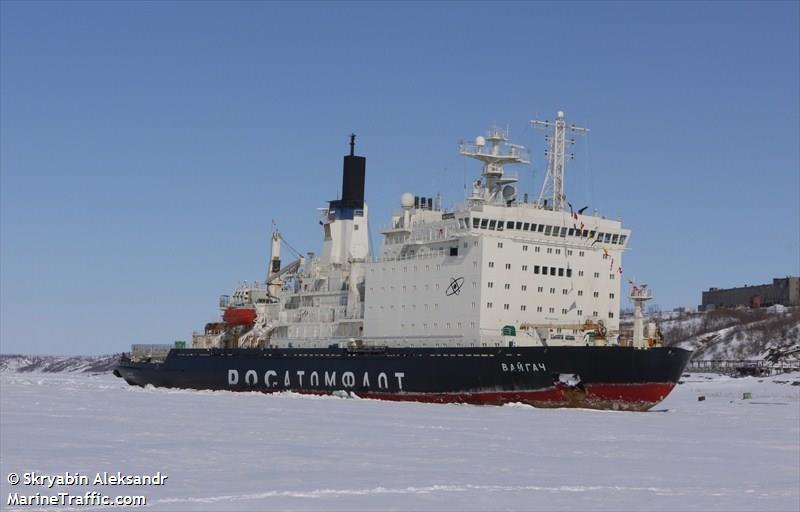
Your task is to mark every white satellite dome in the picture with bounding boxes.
[400,192,414,208]
[475,135,486,147]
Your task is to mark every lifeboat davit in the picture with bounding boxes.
[223,307,257,326]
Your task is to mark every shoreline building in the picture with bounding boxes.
[701,276,799,310]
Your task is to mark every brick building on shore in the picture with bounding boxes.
[701,276,799,310]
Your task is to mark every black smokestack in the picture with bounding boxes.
[339,133,365,209]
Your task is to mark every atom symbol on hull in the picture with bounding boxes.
[446,277,465,296]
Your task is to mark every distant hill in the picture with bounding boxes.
[655,307,800,363]
[0,354,120,374]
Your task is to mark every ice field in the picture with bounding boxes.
[1,371,798,511]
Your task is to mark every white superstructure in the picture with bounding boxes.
[193,113,642,351]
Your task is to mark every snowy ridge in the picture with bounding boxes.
[0,354,120,374]
[656,307,800,362]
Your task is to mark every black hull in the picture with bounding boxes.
[115,346,691,411]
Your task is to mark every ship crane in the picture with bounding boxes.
[629,280,653,349]
[531,111,589,212]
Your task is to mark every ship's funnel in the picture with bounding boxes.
[335,134,366,210]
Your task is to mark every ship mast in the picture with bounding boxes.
[531,111,589,212]
[458,127,529,204]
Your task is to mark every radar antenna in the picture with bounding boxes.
[458,127,529,204]
[531,111,589,211]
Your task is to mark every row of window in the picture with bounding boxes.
[399,321,476,330]
[487,283,616,299]
[488,262,616,280]
[500,242,585,258]
[486,302,615,318]
[395,307,615,331]
[370,276,618,298]
[462,216,627,245]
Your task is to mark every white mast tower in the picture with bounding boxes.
[531,111,589,211]
[629,281,653,349]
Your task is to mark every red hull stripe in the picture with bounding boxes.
[584,383,675,403]
[346,383,676,411]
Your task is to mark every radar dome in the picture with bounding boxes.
[475,136,486,147]
[400,192,414,208]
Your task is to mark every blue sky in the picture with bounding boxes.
[1,1,798,355]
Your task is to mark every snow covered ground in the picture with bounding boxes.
[1,372,798,511]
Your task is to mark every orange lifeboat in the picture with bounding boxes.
[223,307,257,326]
